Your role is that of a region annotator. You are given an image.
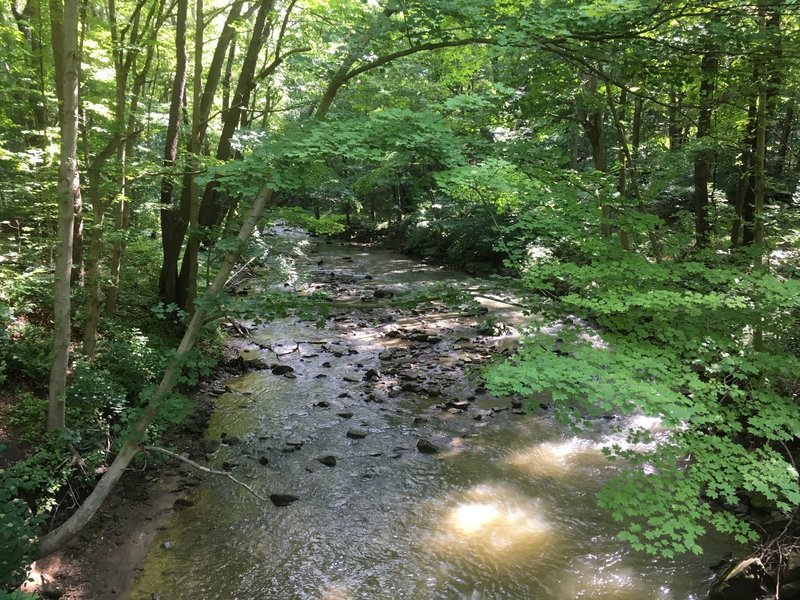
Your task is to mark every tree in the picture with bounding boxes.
[47,0,80,431]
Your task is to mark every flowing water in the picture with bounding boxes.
[122,230,737,600]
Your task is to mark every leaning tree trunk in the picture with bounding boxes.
[36,185,276,558]
[47,0,81,431]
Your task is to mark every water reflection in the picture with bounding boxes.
[434,483,553,559]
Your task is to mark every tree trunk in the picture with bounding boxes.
[577,73,609,237]
[104,0,166,316]
[158,0,189,304]
[179,0,274,302]
[775,99,794,178]
[158,0,246,307]
[668,87,683,151]
[731,101,756,248]
[184,0,204,313]
[47,0,80,431]
[693,50,716,248]
[82,140,119,356]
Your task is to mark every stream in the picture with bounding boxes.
[122,229,737,600]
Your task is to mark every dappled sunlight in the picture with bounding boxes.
[428,482,554,563]
[506,438,610,479]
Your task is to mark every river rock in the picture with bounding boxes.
[203,439,221,454]
[246,358,271,370]
[363,369,380,381]
[39,582,65,599]
[317,455,337,467]
[709,557,765,600]
[269,493,299,507]
[416,439,440,455]
[173,498,194,510]
[373,288,394,299]
[347,428,368,439]
[446,400,471,411]
[336,411,354,419]
[271,364,294,376]
[784,552,800,584]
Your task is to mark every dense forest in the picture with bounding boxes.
[1,0,799,597]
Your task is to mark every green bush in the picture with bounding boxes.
[485,254,800,557]
[0,457,41,590]
[3,322,52,384]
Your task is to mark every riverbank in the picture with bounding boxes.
[21,356,243,600]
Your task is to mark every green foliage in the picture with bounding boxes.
[0,451,41,589]
[486,251,800,556]
[4,393,46,446]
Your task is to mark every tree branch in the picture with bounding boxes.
[142,445,267,501]
[342,37,492,83]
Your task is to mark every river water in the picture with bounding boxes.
[122,230,736,600]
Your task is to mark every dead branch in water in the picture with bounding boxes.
[141,445,267,502]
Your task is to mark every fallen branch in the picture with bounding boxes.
[141,445,267,502]
[226,316,251,337]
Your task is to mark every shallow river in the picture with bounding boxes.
[123,230,736,600]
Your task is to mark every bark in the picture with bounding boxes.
[11,0,47,131]
[577,73,609,237]
[753,15,768,262]
[158,0,189,303]
[198,0,244,145]
[604,81,661,260]
[693,50,716,248]
[184,0,204,313]
[36,184,276,558]
[222,37,236,114]
[49,0,65,113]
[157,0,244,307]
[47,0,80,431]
[631,97,643,158]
